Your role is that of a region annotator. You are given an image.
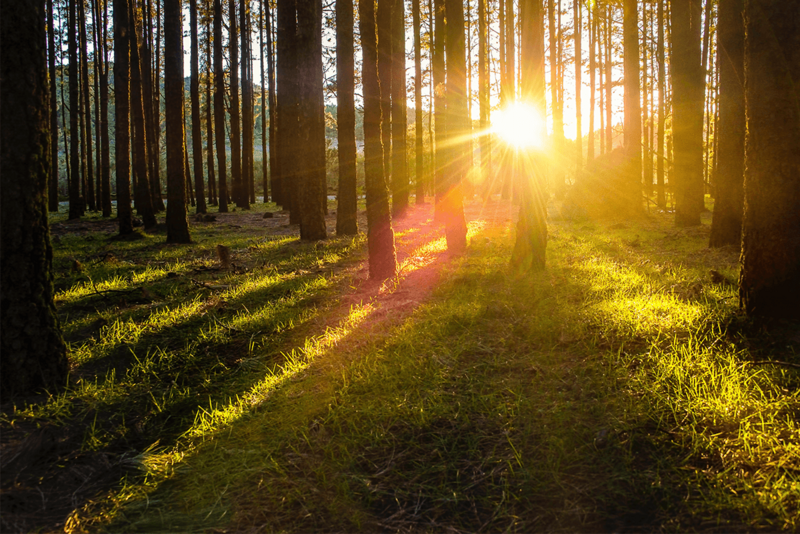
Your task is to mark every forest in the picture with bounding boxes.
[1,0,799,531]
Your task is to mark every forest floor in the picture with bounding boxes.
[2,197,800,533]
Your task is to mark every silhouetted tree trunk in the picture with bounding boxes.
[115,0,134,234]
[709,0,744,247]
[206,0,217,205]
[267,0,277,204]
[432,0,446,209]
[214,0,228,212]
[68,0,83,219]
[623,0,642,212]
[48,0,60,212]
[229,0,244,208]
[548,0,564,190]
[79,0,96,211]
[1,0,70,401]
[442,0,468,254]
[277,0,299,219]
[377,0,392,186]
[574,0,582,170]
[477,0,488,197]
[501,0,515,199]
[336,0,358,235]
[739,0,800,317]
[360,0,398,279]
[588,5,595,162]
[605,5,612,151]
[671,0,704,226]
[98,0,112,216]
[165,0,191,242]
[641,2,652,194]
[188,0,207,213]
[391,0,408,217]
[656,0,665,208]
[130,0,157,228]
[92,0,102,215]
[260,0,268,202]
[241,0,254,207]
[512,0,547,271]
[152,0,165,211]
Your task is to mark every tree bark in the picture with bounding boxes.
[114,0,134,234]
[68,0,83,219]
[277,0,299,218]
[671,0,705,226]
[477,0,488,199]
[709,0,744,247]
[206,0,217,205]
[432,0,446,210]
[165,0,191,242]
[336,0,358,235]
[229,0,244,208]
[79,0,96,212]
[623,0,642,213]
[267,0,277,205]
[214,0,229,212]
[260,0,268,202]
[574,0,582,170]
[241,0,254,207]
[359,0,398,279]
[738,0,800,317]
[656,0,666,208]
[391,0,409,217]
[48,0,60,213]
[1,0,70,401]
[377,0,393,187]
[190,0,207,213]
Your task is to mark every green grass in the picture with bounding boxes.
[5,202,800,533]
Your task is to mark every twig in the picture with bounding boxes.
[746,360,800,370]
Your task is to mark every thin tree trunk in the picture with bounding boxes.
[92,0,103,215]
[115,0,134,233]
[433,0,446,209]
[478,0,488,198]
[588,5,595,162]
[79,0,96,211]
[656,0,665,208]
[642,1,652,195]
[68,0,82,219]
[214,0,228,212]
[548,0,564,190]
[229,0,243,208]
[605,5,612,151]
[574,0,582,170]
[165,0,191,242]
[377,0,392,186]
[260,0,268,202]
[267,0,277,205]
[190,0,207,213]
[153,0,165,210]
[48,0,60,212]
[336,0,358,234]
[206,0,217,205]
[391,0,408,217]
[623,0,642,212]
[100,0,112,216]
[241,0,254,207]
[277,0,299,219]
[359,0,397,279]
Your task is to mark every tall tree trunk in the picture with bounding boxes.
[190,0,207,213]
[433,0,446,210]
[671,0,705,226]
[296,0,327,240]
[48,0,60,212]
[206,0,217,205]
[229,0,244,208]
[214,0,228,212]
[443,0,468,254]
[478,0,488,199]
[390,0,408,217]
[277,0,299,219]
[130,0,157,228]
[114,0,134,234]
[0,0,69,400]
[79,0,96,211]
[574,0,582,170]
[548,0,564,190]
[260,0,268,202]
[336,0,358,234]
[513,0,547,271]
[739,0,800,317]
[68,0,83,219]
[165,0,191,242]
[641,1,652,195]
[588,5,595,162]
[656,0,665,208]
[267,0,277,205]
[623,0,642,212]
[501,0,515,199]
[605,5,612,151]
[241,0,254,207]
[377,0,392,187]
[414,0,425,204]
[359,0,398,279]
[153,0,165,211]
[99,0,112,216]
[709,0,744,247]
[92,0,102,215]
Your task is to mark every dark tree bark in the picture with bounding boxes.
[641,1,652,194]
[68,0,83,219]
[129,0,157,228]
[165,0,191,242]
[206,0,217,205]
[48,0,60,213]
[359,0,398,279]
[260,0,268,202]
[588,5,595,162]
[152,0,165,211]
[709,0,744,247]
[377,0,393,186]
[241,0,254,207]
[656,0,666,208]
[573,0,582,170]
[501,0,515,199]
[296,0,327,240]
[266,0,277,204]
[605,5,612,151]
[512,0,547,271]
[189,0,207,213]
[432,0,446,209]
[277,0,299,218]
[623,0,642,213]
[548,0,564,190]
[79,0,96,212]
[477,0,488,198]
[229,0,245,208]
[442,0,468,254]
[214,0,229,212]
[115,0,134,234]
[92,0,102,215]
[99,0,111,216]
[391,0,408,217]
[336,0,358,235]
[671,0,705,226]
[0,0,70,401]
[738,0,800,317]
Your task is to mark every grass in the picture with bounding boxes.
[3,200,799,533]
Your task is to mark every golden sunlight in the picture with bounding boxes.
[491,102,545,148]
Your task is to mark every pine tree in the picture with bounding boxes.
[336,0,358,235]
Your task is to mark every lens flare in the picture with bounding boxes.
[492,102,545,148]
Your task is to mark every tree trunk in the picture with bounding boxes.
[391,0,408,217]
[99,0,112,216]
[641,1,652,195]
[477,0,489,198]
[68,0,83,219]
[513,0,547,271]
[260,0,268,202]
[605,5,612,151]
[501,0,515,199]
[152,0,165,211]
[414,0,426,204]
[190,0,207,213]
[214,0,228,212]
[443,0,468,254]
[229,0,244,208]
[709,0,744,247]
[574,0,582,170]
[377,0,392,187]
[277,0,299,219]
[548,0,564,190]
[359,0,398,279]
[739,0,800,317]
[623,0,642,213]
[433,0,446,210]
[656,0,665,208]
[48,0,60,212]
[206,0,217,205]
[1,0,70,400]
[241,0,254,207]
[267,0,277,205]
[587,5,595,162]
[115,0,134,234]
[296,0,327,240]
[165,0,191,242]
[671,0,705,226]
[130,0,157,228]
[79,0,96,212]
[336,0,358,235]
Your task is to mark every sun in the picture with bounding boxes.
[491,102,545,149]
